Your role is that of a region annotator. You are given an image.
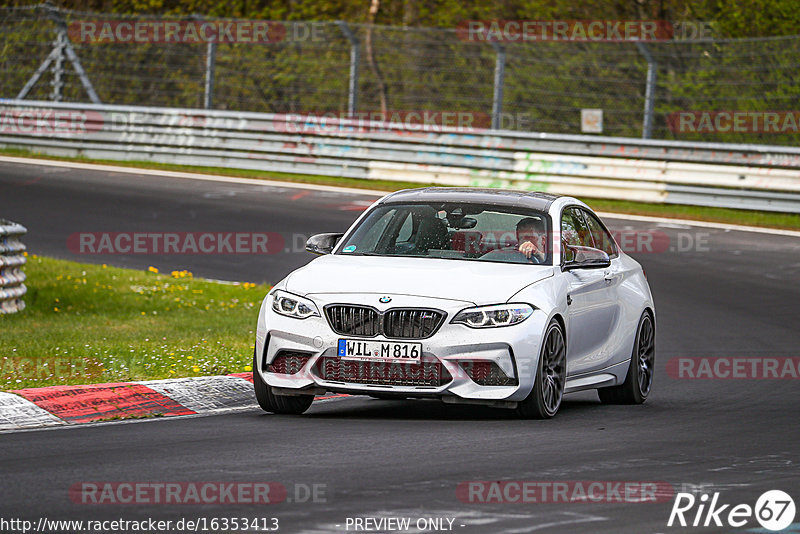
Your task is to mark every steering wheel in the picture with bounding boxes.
[481,246,543,264]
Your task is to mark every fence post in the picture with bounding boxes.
[337,21,360,117]
[636,42,657,139]
[204,41,217,109]
[61,29,102,104]
[491,42,506,130]
[17,4,101,103]
[50,30,66,101]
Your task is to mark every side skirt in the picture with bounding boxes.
[564,360,630,394]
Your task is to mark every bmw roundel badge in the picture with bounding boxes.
[379,296,392,303]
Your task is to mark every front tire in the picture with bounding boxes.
[598,311,655,405]
[253,353,314,415]
[516,319,566,419]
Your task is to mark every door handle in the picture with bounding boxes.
[604,270,614,281]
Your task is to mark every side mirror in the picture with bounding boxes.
[563,245,611,271]
[305,233,344,255]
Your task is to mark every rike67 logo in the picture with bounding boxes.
[668,490,796,531]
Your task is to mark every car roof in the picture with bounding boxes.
[380,187,564,212]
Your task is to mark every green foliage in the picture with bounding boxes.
[4,0,800,33]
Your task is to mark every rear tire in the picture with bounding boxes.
[598,311,655,405]
[516,319,566,419]
[253,352,314,415]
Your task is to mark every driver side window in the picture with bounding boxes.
[581,208,618,258]
[561,207,592,263]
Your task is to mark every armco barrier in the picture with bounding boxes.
[1,100,800,212]
[0,219,27,314]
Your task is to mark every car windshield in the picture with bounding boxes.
[336,202,552,265]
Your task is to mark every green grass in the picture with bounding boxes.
[1,255,268,390]
[2,146,799,230]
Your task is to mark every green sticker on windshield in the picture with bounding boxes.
[342,245,356,253]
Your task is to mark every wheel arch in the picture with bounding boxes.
[643,306,656,333]
[550,312,566,344]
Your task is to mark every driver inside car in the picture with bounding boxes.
[515,217,546,262]
[480,216,547,263]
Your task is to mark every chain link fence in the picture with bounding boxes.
[2,4,799,145]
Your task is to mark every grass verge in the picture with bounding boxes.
[1,255,268,390]
[2,147,799,231]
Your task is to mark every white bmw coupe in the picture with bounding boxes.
[253,188,655,418]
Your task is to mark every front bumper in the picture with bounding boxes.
[254,293,548,404]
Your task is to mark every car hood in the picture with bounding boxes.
[285,255,554,306]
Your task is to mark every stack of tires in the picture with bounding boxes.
[0,219,27,314]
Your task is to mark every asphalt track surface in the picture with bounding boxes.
[1,159,799,534]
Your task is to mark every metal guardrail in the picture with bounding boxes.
[0,219,27,314]
[1,100,800,213]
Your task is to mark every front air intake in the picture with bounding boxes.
[266,351,312,375]
[316,357,452,387]
[458,361,518,386]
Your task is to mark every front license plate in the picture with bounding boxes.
[338,339,422,363]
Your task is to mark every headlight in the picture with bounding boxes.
[451,303,534,328]
[271,290,320,319]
